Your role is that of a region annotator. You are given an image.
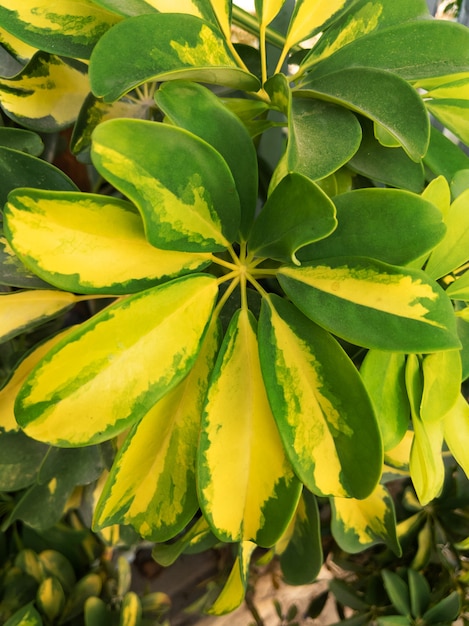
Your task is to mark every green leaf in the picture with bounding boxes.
[89,13,259,103]
[424,126,469,182]
[422,592,460,624]
[287,95,362,181]
[304,20,469,82]
[382,570,411,618]
[0,431,47,490]
[0,147,78,208]
[420,350,461,422]
[91,118,240,252]
[0,128,43,155]
[38,550,76,594]
[425,75,469,144]
[155,80,258,237]
[376,617,410,626]
[15,274,218,446]
[258,295,382,499]
[151,516,215,567]
[38,446,106,487]
[0,0,120,59]
[348,119,425,193]
[249,173,337,264]
[4,190,211,295]
[198,308,301,546]
[85,598,111,626]
[331,484,401,556]
[279,490,323,585]
[207,542,256,615]
[0,290,77,344]
[0,53,89,132]
[408,569,430,619]
[444,394,469,480]
[93,322,221,542]
[299,188,445,266]
[299,0,430,75]
[277,258,460,352]
[4,604,43,626]
[302,68,429,161]
[425,188,469,279]
[36,577,66,623]
[360,351,409,451]
[120,592,142,626]
[60,574,102,624]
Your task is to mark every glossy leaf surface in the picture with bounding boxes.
[15,274,218,446]
[299,188,445,266]
[248,173,337,264]
[94,322,221,541]
[0,52,89,131]
[331,484,401,555]
[91,119,240,252]
[258,295,382,498]
[155,80,257,237]
[198,309,301,546]
[278,258,460,352]
[5,189,211,294]
[89,13,259,102]
[0,0,120,59]
[303,68,429,161]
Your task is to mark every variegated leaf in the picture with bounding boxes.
[425,188,469,280]
[155,80,257,238]
[4,189,211,294]
[207,542,256,615]
[447,271,469,301]
[277,257,460,352]
[93,321,221,541]
[0,329,72,433]
[278,490,323,585]
[331,484,401,555]
[0,25,37,64]
[0,290,77,344]
[89,13,259,103]
[421,350,461,423]
[91,119,240,252]
[444,394,469,480]
[0,52,89,131]
[15,274,218,446]
[198,308,301,547]
[360,351,409,451]
[258,295,382,499]
[0,0,120,59]
[425,75,469,144]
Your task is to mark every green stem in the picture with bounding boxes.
[232,5,299,53]
[213,275,240,319]
[210,254,238,272]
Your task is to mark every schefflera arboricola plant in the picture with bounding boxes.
[2,79,461,595]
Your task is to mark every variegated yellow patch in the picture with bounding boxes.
[208,542,255,615]
[170,23,233,67]
[287,0,349,47]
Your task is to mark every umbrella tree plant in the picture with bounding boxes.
[1,0,469,616]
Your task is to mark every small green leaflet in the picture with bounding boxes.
[248,172,337,264]
[89,13,259,102]
[331,484,401,555]
[277,257,460,353]
[4,189,211,294]
[258,295,382,499]
[91,118,240,252]
[198,308,301,547]
[15,274,218,446]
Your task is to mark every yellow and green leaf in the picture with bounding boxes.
[120,592,142,626]
[89,13,259,102]
[91,119,240,252]
[4,189,211,294]
[0,290,77,344]
[0,0,120,59]
[258,295,382,499]
[278,490,323,585]
[444,394,469,480]
[198,308,301,547]
[360,351,410,451]
[152,516,216,567]
[425,75,469,145]
[331,484,401,555]
[425,188,469,280]
[15,274,218,446]
[0,52,89,132]
[93,321,221,541]
[207,541,256,615]
[420,350,461,423]
[155,80,257,237]
[277,257,460,352]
